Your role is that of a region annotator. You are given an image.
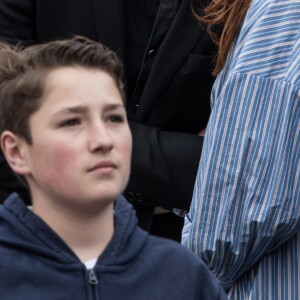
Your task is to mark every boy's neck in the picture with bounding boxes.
[32,197,114,263]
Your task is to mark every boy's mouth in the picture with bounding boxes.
[87,161,117,173]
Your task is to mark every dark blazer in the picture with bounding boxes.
[0,0,215,226]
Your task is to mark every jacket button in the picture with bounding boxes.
[124,192,134,202]
[135,193,144,203]
[148,49,156,58]
[123,192,144,203]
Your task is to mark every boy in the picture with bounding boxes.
[0,37,225,299]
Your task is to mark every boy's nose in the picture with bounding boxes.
[88,123,113,153]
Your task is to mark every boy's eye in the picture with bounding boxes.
[107,114,124,123]
[60,118,81,127]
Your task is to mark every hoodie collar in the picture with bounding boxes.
[1,193,148,271]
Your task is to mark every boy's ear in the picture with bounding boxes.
[1,131,31,175]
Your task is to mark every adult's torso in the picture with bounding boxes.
[5,0,215,134]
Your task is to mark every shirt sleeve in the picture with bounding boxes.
[182,71,300,290]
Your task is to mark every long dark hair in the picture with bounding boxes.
[193,0,252,75]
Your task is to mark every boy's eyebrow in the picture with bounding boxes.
[53,103,125,116]
[52,105,87,116]
[102,103,125,112]
[63,105,87,114]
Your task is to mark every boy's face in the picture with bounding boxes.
[20,67,132,209]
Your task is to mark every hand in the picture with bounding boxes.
[198,127,206,137]
[154,207,171,214]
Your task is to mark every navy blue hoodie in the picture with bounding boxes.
[0,193,226,300]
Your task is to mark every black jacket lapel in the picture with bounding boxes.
[91,0,126,58]
[136,0,206,121]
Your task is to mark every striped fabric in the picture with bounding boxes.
[182,0,300,299]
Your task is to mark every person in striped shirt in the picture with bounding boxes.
[182,0,300,299]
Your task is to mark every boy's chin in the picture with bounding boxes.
[83,190,122,206]
[67,195,116,216]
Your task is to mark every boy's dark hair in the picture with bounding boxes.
[0,36,125,144]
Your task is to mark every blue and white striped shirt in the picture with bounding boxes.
[182,0,300,299]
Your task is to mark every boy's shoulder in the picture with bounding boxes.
[133,232,226,299]
[145,233,204,268]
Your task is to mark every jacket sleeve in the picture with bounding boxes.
[125,121,203,210]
